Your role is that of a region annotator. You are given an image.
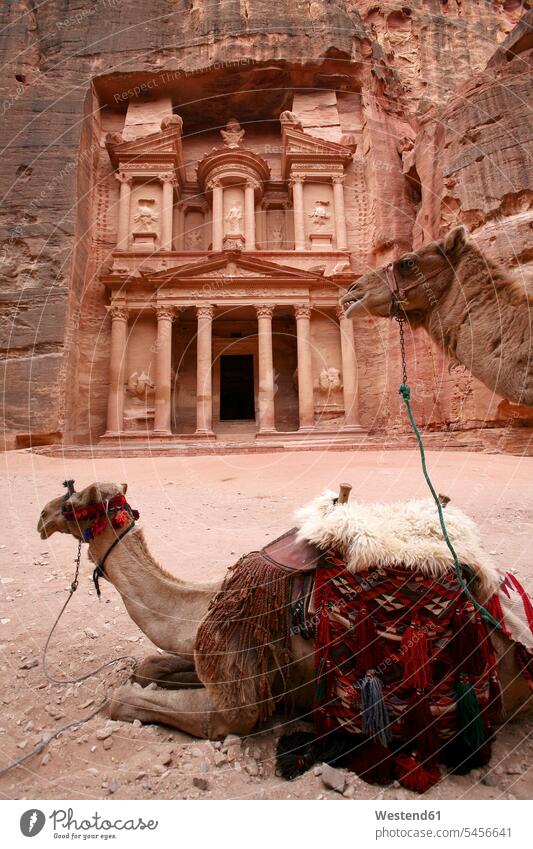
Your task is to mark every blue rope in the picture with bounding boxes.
[398,382,501,631]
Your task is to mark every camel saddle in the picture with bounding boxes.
[261,527,322,573]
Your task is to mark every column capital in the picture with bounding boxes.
[255,304,275,319]
[155,305,176,321]
[160,172,177,186]
[108,303,128,321]
[245,178,260,191]
[332,174,345,186]
[289,174,305,187]
[115,170,132,185]
[208,177,222,190]
[336,304,348,321]
[196,303,214,320]
[294,303,312,320]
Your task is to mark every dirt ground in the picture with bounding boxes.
[1,447,532,801]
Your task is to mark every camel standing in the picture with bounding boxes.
[37,481,531,741]
[340,225,533,406]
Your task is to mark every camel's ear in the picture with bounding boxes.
[442,224,469,258]
[120,483,128,495]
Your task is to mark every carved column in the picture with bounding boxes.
[244,180,256,251]
[115,172,132,251]
[195,304,215,436]
[106,304,128,433]
[294,304,315,430]
[332,175,348,251]
[337,305,363,431]
[255,304,277,434]
[290,176,306,251]
[160,174,175,251]
[211,179,224,251]
[153,306,175,435]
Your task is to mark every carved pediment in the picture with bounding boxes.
[140,252,330,284]
[282,127,354,179]
[106,119,185,183]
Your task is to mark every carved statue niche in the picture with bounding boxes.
[308,200,331,229]
[134,199,159,232]
[225,204,243,235]
[124,370,156,431]
[220,117,245,149]
[268,210,285,249]
[185,229,204,250]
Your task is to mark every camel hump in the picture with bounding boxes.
[261,527,322,573]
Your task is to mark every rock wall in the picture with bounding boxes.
[0,1,531,448]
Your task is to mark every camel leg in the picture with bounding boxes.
[108,682,259,739]
[133,654,202,690]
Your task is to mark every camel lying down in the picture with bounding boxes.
[38,482,533,788]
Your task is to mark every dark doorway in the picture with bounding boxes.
[219,354,255,421]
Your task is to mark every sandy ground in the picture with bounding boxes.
[1,447,532,801]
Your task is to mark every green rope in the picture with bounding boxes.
[399,383,501,631]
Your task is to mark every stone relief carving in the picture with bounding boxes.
[268,211,285,248]
[134,199,159,231]
[225,205,243,234]
[185,230,204,250]
[220,118,245,149]
[280,110,303,131]
[126,370,155,399]
[318,367,343,393]
[308,200,331,228]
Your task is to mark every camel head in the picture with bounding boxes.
[340,225,470,320]
[37,481,128,540]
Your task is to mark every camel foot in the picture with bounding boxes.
[133,654,203,690]
[108,682,259,739]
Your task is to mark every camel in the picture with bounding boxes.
[37,481,532,748]
[340,225,533,407]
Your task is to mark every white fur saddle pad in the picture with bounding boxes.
[294,490,500,601]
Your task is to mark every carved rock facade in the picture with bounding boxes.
[0,2,531,449]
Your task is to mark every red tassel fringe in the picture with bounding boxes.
[349,738,396,785]
[451,603,486,676]
[353,605,381,674]
[395,753,441,793]
[401,622,431,690]
[403,691,440,760]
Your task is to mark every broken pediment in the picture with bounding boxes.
[281,126,354,178]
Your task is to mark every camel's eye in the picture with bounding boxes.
[398,257,416,274]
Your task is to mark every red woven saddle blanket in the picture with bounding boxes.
[311,549,505,789]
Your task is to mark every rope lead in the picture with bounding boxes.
[398,382,501,631]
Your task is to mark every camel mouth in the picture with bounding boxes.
[341,292,369,317]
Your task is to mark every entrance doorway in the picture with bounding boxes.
[219,354,255,421]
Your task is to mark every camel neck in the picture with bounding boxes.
[87,525,219,658]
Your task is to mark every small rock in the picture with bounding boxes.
[19,658,39,670]
[108,779,120,794]
[505,762,522,775]
[41,753,51,766]
[343,784,355,799]
[96,727,114,740]
[223,733,241,749]
[135,771,147,780]
[103,738,113,750]
[313,765,322,776]
[17,740,27,749]
[214,751,227,767]
[245,759,259,777]
[132,719,142,728]
[86,768,98,776]
[481,774,498,786]
[160,753,173,766]
[192,777,209,791]
[85,628,98,639]
[321,763,346,794]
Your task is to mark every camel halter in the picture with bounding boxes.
[384,259,445,319]
[60,481,140,597]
